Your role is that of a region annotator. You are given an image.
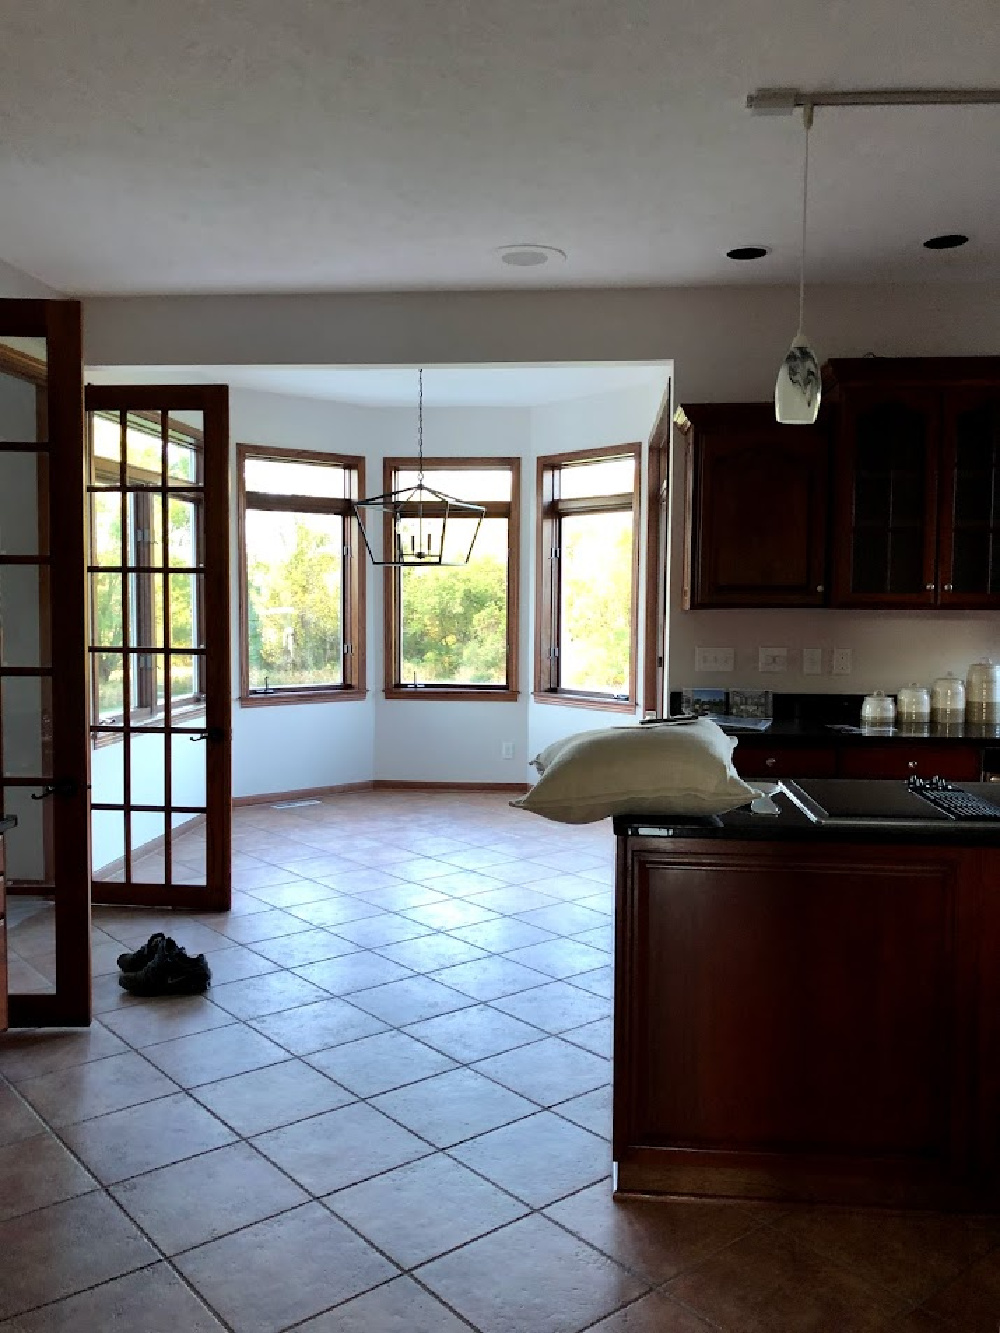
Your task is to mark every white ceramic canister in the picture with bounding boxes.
[860,689,896,733]
[965,658,1000,725]
[931,673,966,727]
[896,683,931,730]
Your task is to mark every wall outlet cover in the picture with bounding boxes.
[695,646,735,673]
[501,741,515,760]
[831,648,853,675]
[802,648,823,675]
[758,646,787,673]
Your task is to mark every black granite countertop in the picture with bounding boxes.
[614,780,1000,846]
[0,816,16,835]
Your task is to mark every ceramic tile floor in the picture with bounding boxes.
[1,790,999,1331]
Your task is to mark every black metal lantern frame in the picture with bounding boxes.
[352,368,486,567]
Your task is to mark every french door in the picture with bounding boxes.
[0,301,90,1027]
[85,386,231,911]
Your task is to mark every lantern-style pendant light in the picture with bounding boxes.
[775,102,822,424]
[353,369,485,567]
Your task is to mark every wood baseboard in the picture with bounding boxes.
[372,780,530,793]
[92,813,206,881]
[232,781,374,807]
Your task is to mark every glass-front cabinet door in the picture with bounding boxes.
[0,301,89,1028]
[831,387,941,606]
[938,388,1000,608]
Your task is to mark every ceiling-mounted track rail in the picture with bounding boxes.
[747,87,1000,115]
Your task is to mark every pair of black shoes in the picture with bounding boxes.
[117,932,212,996]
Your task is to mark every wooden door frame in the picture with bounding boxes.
[84,385,231,912]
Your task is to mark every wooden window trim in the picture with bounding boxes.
[533,443,641,711]
[643,391,671,716]
[237,442,367,706]
[382,456,520,701]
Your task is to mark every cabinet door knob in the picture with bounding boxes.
[816,584,825,593]
[944,583,953,591]
[908,760,918,769]
[925,583,935,591]
[765,757,776,768]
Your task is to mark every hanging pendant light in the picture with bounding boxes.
[353,369,485,567]
[775,102,822,424]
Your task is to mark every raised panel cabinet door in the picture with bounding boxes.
[831,386,941,607]
[685,406,828,607]
[938,387,1000,608]
[731,744,837,780]
[837,744,982,782]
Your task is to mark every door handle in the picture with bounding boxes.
[31,778,80,801]
[189,727,226,744]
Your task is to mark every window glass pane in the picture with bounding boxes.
[92,807,126,881]
[125,412,164,485]
[169,572,202,649]
[558,456,635,500]
[0,337,45,444]
[394,468,511,501]
[91,490,123,566]
[94,651,130,721]
[246,509,343,690]
[2,676,53,777]
[93,572,123,647]
[559,510,633,696]
[91,413,122,469]
[168,496,201,567]
[0,565,50,668]
[245,457,349,500]
[0,453,47,555]
[399,517,508,686]
[166,412,203,486]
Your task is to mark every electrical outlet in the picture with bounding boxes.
[501,741,515,760]
[802,647,823,675]
[758,646,787,673]
[695,646,735,673]
[831,647,853,675]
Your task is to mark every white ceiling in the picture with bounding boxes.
[1,1,998,294]
[111,364,670,408]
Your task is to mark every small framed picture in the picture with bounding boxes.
[727,689,773,719]
[681,688,727,717]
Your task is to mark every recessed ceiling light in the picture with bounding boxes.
[726,245,771,261]
[923,233,969,250]
[497,244,567,268]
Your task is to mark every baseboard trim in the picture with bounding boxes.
[92,813,206,881]
[232,781,374,807]
[372,780,530,793]
[233,779,529,805]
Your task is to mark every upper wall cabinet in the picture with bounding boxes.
[682,403,828,608]
[827,359,1000,609]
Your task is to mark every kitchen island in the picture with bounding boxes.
[612,780,1000,1209]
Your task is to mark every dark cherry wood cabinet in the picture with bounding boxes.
[615,830,1000,1207]
[682,404,828,608]
[827,359,1000,609]
[733,738,984,783]
[730,744,837,780]
[0,833,6,1032]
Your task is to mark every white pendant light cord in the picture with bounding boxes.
[797,102,813,337]
[417,367,425,485]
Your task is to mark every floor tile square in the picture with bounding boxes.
[372,1067,535,1148]
[923,1247,1000,1329]
[210,970,330,1019]
[666,1226,905,1332]
[253,1102,430,1193]
[99,996,234,1047]
[505,937,608,978]
[250,997,387,1055]
[112,1141,308,1253]
[516,903,611,936]
[348,975,474,1025]
[586,1290,716,1331]
[175,1202,396,1333]
[384,856,457,883]
[307,1030,456,1097]
[572,922,615,952]
[404,899,501,930]
[545,1184,764,1284]
[351,882,450,911]
[493,978,610,1033]
[192,1058,354,1135]
[249,879,340,908]
[563,1016,613,1057]
[60,1090,236,1185]
[285,897,387,929]
[16,1051,176,1127]
[423,869,507,898]
[0,1262,228,1331]
[294,950,415,995]
[330,1153,527,1266]
[568,964,614,999]
[553,1084,612,1139]
[405,1004,543,1063]
[0,1132,96,1221]
[198,944,281,983]
[450,918,557,953]
[0,1079,48,1147]
[243,928,359,968]
[429,955,549,1001]
[331,913,435,948]
[207,908,314,944]
[474,1035,609,1105]
[293,1275,470,1333]
[525,872,604,903]
[0,1023,128,1084]
[375,932,489,972]
[450,1111,610,1207]
[462,885,562,915]
[417,1213,645,1333]
[142,1023,289,1087]
[0,1192,156,1320]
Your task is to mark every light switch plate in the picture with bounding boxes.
[758,646,788,673]
[831,647,853,675]
[802,648,823,675]
[695,647,735,672]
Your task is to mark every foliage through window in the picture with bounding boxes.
[238,446,365,703]
[535,447,640,707]
[89,410,205,733]
[384,460,519,698]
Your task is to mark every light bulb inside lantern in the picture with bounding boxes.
[775,332,821,425]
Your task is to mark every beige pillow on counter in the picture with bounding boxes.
[513,719,757,824]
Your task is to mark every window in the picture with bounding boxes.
[535,445,641,710]
[237,445,365,704]
[383,458,520,700]
[89,410,205,733]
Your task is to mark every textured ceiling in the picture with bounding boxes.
[1,0,998,294]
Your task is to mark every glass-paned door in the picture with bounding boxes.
[85,387,230,911]
[0,301,89,1028]
[939,389,1000,607]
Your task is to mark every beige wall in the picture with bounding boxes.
[83,281,1000,701]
